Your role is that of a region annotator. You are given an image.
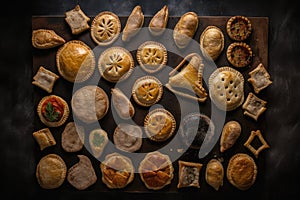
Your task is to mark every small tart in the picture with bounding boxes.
[56,40,95,83]
[248,63,272,94]
[200,25,224,61]
[122,5,144,42]
[149,5,169,36]
[226,15,252,41]
[36,154,67,189]
[71,85,109,124]
[33,128,56,151]
[65,5,90,35]
[177,160,202,188]
[98,46,134,83]
[61,122,85,153]
[111,88,135,119]
[113,123,143,152]
[226,42,253,68]
[37,95,69,127]
[32,29,65,49]
[242,92,267,121]
[205,159,224,191]
[136,41,168,73]
[220,120,242,153]
[91,11,121,46]
[227,153,257,190]
[139,151,174,190]
[89,129,108,159]
[32,66,59,93]
[100,152,134,189]
[244,130,270,158]
[132,76,163,107]
[209,66,244,111]
[144,108,176,142]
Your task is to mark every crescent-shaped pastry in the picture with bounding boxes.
[111,88,135,119]
[32,29,65,49]
[149,5,169,36]
[122,5,144,42]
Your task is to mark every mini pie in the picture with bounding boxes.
[111,88,135,119]
[32,29,65,49]
[242,92,267,121]
[226,42,253,68]
[32,66,59,93]
[98,46,134,83]
[244,130,270,158]
[220,120,242,153]
[122,5,144,42]
[144,108,176,142]
[226,15,252,41]
[205,158,224,191]
[36,154,67,189]
[67,155,97,190]
[227,153,257,190]
[139,151,174,190]
[71,85,109,124]
[209,66,244,111]
[200,25,224,61]
[248,63,272,93]
[132,76,163,107]
[136,41,168,73]
[65,5,90,35]
[149,5,169,36]
[61,121,85,153]
[177,160,202,188]
[91,11,121,46]
[56,40,95,83]
[89,129,108,159]
[32,128,56,151]
[37,95,69,127]
[113,123,143,153]
[100,152,134,189]
[173,12,199,48]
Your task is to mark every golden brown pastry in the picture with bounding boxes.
[149,5,169,36]
[220,121,241,153]
[36,154,67,189]
[71,85,109,124]
[32,29,65,49]
[98,47,134,83]
[227,153,257,190]
[173,12,198,48]
[248,63,272,94]
[209,66,244,111]
[226,42,253,68]
[205,158,224,191]
[200,25,224,61]
[56,40,95,83]
[61,122,85,153]
[226,15,252,41]
[177,160,202,188]
[100,153,134,189]
[32,128,56,151]
[32,66,59,93]
[65,5,90,35]
[242,92,267,121]
[139,151,174,190]
[244,130,270,158]
[37,95,69,127]
[144,108,176,142]
[111,88,135,119]
[122,5,144,42]
[89,129,108,159]
[91,11,121,46]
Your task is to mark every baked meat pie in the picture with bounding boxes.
[33,128,56,151]
[122,5,144,42]
[32,66,59,93]
[177,160,202,188]
[209,66,244,111]
[32,29,65,49]
[226,42,253,68]
[248,63,272,94]
[100,153,134,189]
[111,88,135,119]
[220,120,241,153]
[139,151,174,190]
[242,92,267,121]
[205,159,224,191]
[65,5,90,35]
[226,15,252,41]
[89,129,108,159]
[149,5,169,36]
[61,122,85,153]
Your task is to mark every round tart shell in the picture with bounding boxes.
[226,42,253,68]
[226,15,252,41]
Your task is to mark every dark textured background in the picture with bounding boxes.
[1,0,300,199]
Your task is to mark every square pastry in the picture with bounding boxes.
[65,5,90,35]
[248,63,272,93]
[242,92,267,121]
[32,66,59,93]
[33,128,56,150]
[177,160,202,188]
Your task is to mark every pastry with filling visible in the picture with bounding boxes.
[33,128,56,151]
[111,88,135,119]
[242,92,267,121]
[205,158,224,191]
[32,29,65,49]
[244,130,270,158]
[65,5,90,35]
[248,63,272,94]
[177,160,202,188]
[220,120,241,153]
[226,42,253,68]
[89,129,108,159]
[32,66,59,93]
[226,15,252,41]
[122,5,144,42]
[61,122,85,153]
[149,5,169,36]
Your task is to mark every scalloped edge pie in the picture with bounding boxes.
[226,42,253,68]
[226,15,252,41]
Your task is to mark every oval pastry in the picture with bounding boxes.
[209,67,244,111]
[37,95,69,127]
[227,153,257,190]
[173,12,199,48]
[91,11,121,46]
[61,121,85,153]
[220,120,241,153]
[149,5,169,36]
[136,41,168,73]
[226,15,252,41]
[132,76,163,107]
[226,42,253,68]
[200,26,224,61]
[111,88,135,119]
[98,46,134,83]
[89,128,108,159]
[122,5,144,42]
[56,40,95,83]
[205,158,224,191]
[32,29,65,49]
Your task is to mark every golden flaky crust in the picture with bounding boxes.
[149,5,169,36]
[32,29,65,49]
[226,42,253,68]
[244,130,270,158]
[33,128,56,151]
[61,122,84,153]
[242,92,267,121]
[220,121,241,152]
[122,5,144,42]
[205,159,224,191]
[177,160,202,188]
[32,66,59,93]
[248,63,272,93]
[65,5,90,35]
[226,15,252,41]
[111,88,135,119]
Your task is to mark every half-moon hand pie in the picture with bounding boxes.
[149,5,169,36]
[122,5,144,42]
[111,88,135,119]
[220,120,241,153]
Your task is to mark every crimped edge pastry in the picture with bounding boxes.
[226,42,253,68]
[226,15,252,41]
[177,160,202,188]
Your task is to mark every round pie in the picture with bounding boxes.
[227,153,257,190]
[56,40,95,82]
[136,41,168,73]
[71,85,109,124]
[226,15,252,41]
[226,42,253,68]
[132,76,163,107]
[144,108,176,142]
[100,152,134,189]
[37,95,69,127]
[90,11,121,46]
[139,151,174,190]
[209,67,244,111]
[98,47,134,83]
[36,154,67,189]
